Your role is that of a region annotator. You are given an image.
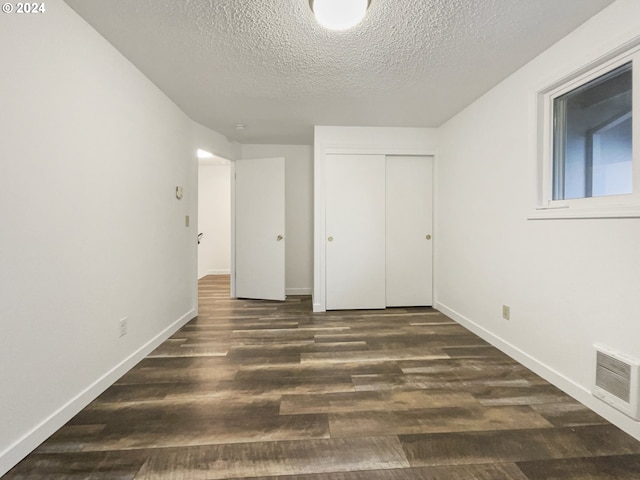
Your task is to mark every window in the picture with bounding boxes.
[553,63,632,200]
[535,44,640,218]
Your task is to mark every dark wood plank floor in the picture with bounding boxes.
[6,275,640,479]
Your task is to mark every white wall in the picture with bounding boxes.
[241,144,314,295]
[198,164,231,278]
[313,127,439,311]
[436,0,640,440]
[193,122,241,163]
[0,1,235,475]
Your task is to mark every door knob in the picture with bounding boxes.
[277,235,284,241]
[426,234,432,240]
[328,236,334,242]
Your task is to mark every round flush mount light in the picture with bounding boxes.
[310,0,371,31]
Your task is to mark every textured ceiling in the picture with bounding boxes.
[64,0,615,145]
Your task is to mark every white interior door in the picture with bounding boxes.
[326,154,386,310]
[386,155,433,306]
[235,157,285,301]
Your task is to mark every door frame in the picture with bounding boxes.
[313,130,438,312]
[230,159,236,298]
[196,152,232,284]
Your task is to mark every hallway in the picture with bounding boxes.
[6,275,640,479]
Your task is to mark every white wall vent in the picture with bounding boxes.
[593,344,640,421]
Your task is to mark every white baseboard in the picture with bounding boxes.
[313,302,325,313]
[0,309,196,477]
[436,301,640,442]
[208,269,230,275]
[286,287,312,296]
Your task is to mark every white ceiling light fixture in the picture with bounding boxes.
[310,0,371,31]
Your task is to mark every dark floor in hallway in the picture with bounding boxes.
[6,275,640,479]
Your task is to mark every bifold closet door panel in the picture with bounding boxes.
[386,155,433,306]
[326,154,386,310]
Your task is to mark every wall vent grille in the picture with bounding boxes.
[593,345,640,421]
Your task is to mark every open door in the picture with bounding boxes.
[234,157,285,301]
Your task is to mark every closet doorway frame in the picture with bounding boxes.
[313,129,438,313]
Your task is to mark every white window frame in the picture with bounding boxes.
[532,43,640,219]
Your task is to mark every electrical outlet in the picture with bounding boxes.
[502,305,511,320]
[119,317,128,337]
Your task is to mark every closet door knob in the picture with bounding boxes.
[328,236,334,242]
[426,235,432,240]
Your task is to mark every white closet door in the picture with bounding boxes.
[386,156,433,306]
[326,154,386,310]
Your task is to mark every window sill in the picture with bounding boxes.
[529,204,640,220]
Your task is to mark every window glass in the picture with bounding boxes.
[553,63,632,200]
